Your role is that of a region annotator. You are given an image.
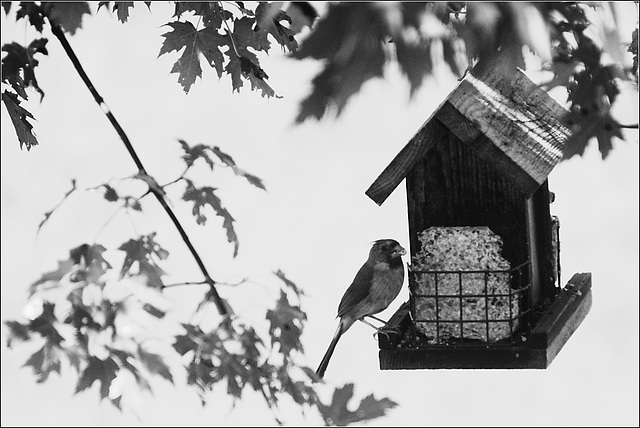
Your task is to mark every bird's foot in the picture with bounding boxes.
[373,324,401,340]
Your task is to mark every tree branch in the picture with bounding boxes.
[48,23,229,316]
[163,280,208,288]
[619,123,639,129]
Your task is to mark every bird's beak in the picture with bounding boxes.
[395,246,407,257]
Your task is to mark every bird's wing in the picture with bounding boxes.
[336,261,373,319]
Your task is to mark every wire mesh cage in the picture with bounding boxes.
[408,261,531,347]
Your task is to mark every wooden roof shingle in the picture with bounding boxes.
[366,58,572,205]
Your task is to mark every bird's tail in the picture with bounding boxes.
[316,322,344,379]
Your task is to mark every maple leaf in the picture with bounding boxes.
[278,366,318,406]
[186,357,216,404]
[63,304,102,342]
[174,1,231,29]
[224,52,245,92]
[110,348,152,393]
[210,145,236,167]
[220,16,279,98]
[42,2,91,35]
[15,2,46,32]
[541,57,580,91]
[240,55,276,98]
[159,21,228,93]
[238,324,264,362]
[75,355,119,400]
[6,303,66,355]
[29,256,75,296]
[210,145,267,190]
[173,2,207,18]
[563,64,627,159]
[30,243,110,296]
[138,345,173,383]
[178,139,216,169]
[224,52,277,98]
[98,2,134,23]
[118,234,168,288]
[1,38,48,100]
[24,342,63,383]
[178,321,272,404]
[2,91,39,149]
[255,2,298,52]
[241,172,266,190]
[393,3,468,92]
[274,269,305,298]
[292,3,388,122]
[4,320,31,348]
[182,179,239,256]
[229,16,262,54]
[286,2,319,33]
[173,324,201,356]
[317,383,398,426]
[562,112,625,160]
[442,36,468,78]
[28,302,65,345]
[178,139,266,188]
[266,290,306,355]
[101,184,119,202]
[123,196,142,211]
[395,37,433,97]
[75,243,111,275]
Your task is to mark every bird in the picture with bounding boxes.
[316,239,406,379]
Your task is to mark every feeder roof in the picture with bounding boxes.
[366,57,573,206]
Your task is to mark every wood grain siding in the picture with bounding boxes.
[435,101,541,193]
[406,121,528,266]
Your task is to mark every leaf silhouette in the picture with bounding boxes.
[44,2,91,35]
[292,3,388,122]
[118,234,168,288]
[266,290,306,355]
[4,320,31,347]
[159,21,228,93]
[183,179,239,256]
[24,343,63,383]
[255,2,298,52]
[138,346,174,383]
[1,91,39,149]
[317,383,398,426]
[274,269,305,298]
[98,2,135,23]
[75,356,119,400]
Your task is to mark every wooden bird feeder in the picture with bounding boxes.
[367,55,592,369]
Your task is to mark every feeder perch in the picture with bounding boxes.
[366,54,592,369]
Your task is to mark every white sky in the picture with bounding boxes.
[1,2,638,426]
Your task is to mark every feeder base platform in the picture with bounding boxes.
[379,272,592,370]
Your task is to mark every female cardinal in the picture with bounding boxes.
[316,239,406,378]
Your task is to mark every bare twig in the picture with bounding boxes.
[163,280,208,288]
[36,178,77,238]
[48,22,229,316]
[161,166,189,189]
